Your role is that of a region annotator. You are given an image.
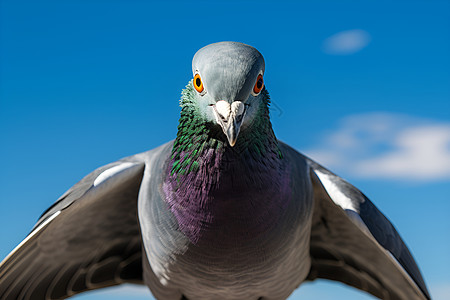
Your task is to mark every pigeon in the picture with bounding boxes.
[0,41,430,300]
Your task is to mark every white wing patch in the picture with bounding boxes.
[93,162,137,187]
[314,169,372,235]
[0,211,61,268]
[314,170,358,212]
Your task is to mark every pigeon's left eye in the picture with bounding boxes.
[193,74,204,93]
[252,74,264,96]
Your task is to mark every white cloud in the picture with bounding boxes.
[356,125,450,180]
[322,29,371,55]
[305,113,450,181]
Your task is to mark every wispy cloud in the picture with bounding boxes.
[305,113,450,181]
[322,29,371,55]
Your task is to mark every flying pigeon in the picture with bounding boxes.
[0,42,430,300]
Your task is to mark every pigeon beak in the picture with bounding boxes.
[224,115,242,147]
[212,100,247,147]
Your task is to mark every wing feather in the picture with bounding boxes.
[305,156,430,300]
[0,158,146,300]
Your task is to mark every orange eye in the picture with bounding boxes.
[253,74,264,95]
[193,73,204,93]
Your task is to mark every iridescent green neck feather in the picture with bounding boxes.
[170,81,281,177]
[165,81,289,244]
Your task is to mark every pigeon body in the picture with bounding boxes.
[0,42,430,300]
[139,82,313,299]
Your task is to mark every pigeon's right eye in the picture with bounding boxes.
[193,74,204,93]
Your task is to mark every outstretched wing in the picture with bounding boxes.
[305,157,430,300]
[0,156,146,300]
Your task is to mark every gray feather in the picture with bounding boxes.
[300,150,430,300]
[0,154,148,299]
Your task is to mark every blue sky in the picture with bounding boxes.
[1,1,449,299]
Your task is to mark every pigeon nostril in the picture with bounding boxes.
[219,114,227,122]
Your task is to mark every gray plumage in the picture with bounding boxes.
[0,42,430,300]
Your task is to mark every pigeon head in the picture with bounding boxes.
[189,41,266,147]
[171,42,279,182]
